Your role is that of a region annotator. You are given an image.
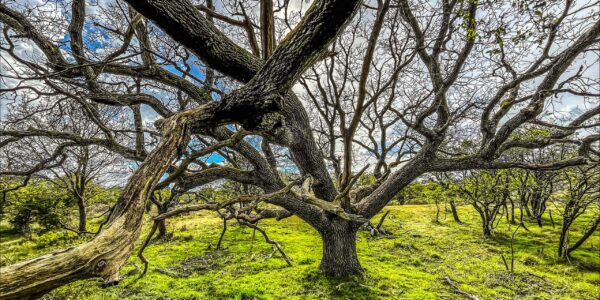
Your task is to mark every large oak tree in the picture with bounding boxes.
[1,0,598,298]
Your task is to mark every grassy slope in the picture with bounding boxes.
[1,205,598,300]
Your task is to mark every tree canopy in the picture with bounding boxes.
[0,0,598,298]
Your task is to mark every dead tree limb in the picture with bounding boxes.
[238,220,292,266]
[439,276,479,300]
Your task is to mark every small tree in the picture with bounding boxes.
[556,166,600,258]
[432,173,462,223]
[2,180,69,237]
[148,189,178,239]
[44,146,121,234]
[459,170,511,239]
[510,145,562,227]
[514,168,557,227]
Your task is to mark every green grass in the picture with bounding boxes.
[1,205,599,299]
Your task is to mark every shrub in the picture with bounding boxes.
[2,180,70,235]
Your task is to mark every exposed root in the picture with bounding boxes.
[361,210,391,237]
[138,222,159,277]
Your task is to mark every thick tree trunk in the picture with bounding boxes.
[124,0,354,202]
[319,220,363,277]
[449,200,461,223]
[76,195,87,234]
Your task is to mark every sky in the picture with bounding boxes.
[1,0,598,186]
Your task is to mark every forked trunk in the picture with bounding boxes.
[319,219,363,277]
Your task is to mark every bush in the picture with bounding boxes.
[10,197,65,235]
[2,180,70,235]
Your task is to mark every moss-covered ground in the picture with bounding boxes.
[1,205,598,299]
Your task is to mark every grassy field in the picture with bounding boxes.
[1,204,599,299]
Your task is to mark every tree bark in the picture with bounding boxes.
[474,205,493,239]
[155,204,168,239]
[449,200,461,223]
[482,221,492,239]
[518,201,528,230]
[508,196,515,224]
[76,195,87,234]
[558,218,571,257]
[531,192,545,227]
[319,219,363,277]
[434,199,441,223]
[536,215,543,227]
[156,219,167,239]
[524,202,532,218]
[124,0,354,202]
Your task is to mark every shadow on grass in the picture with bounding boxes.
[296,269,383,300]
[0,226,22,243]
